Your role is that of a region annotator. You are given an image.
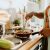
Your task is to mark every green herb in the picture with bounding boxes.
[13,19,20,26]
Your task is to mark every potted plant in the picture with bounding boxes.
[13,19,20,26]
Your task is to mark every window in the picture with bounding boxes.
[29,0,36,2]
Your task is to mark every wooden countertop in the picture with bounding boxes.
[18,35,43,50]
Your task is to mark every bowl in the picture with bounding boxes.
[15,30,32,38]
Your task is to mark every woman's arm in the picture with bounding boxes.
[25,12,44,20]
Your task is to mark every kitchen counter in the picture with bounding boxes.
[3,34,43,50]
[17,34,43,50]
